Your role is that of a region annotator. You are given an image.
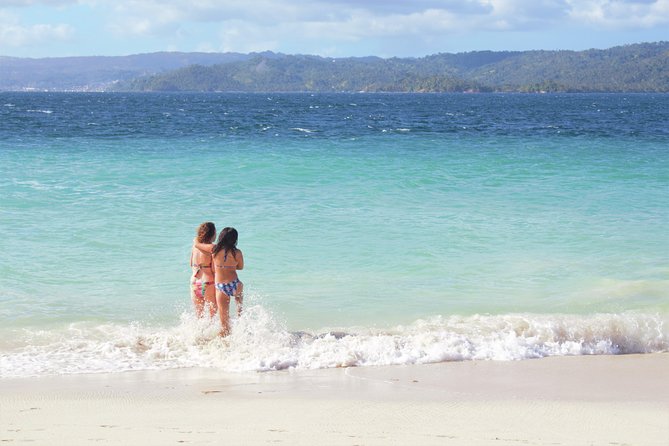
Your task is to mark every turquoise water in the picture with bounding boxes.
[1,93,667,376]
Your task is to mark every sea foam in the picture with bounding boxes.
[1,306,666,378]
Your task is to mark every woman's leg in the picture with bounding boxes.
[216,291,231,336]
[191,279,205,318]
[204,283,217,319]
[234,282,244,317]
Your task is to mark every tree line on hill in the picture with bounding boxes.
[117,42,669,93]
[1,42,667,92]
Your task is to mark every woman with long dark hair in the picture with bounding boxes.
[195,227,244,335]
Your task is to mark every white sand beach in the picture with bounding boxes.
[2,353,667,445]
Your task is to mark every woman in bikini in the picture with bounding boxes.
[194,227,244,336]
[190,222,217,318]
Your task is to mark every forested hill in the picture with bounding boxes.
[1,42,667,92]
[0,52,267,91]
[119,42,669,93]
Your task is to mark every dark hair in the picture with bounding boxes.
[212,227,238,259]
[196,222,216,243]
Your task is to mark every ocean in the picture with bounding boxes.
[1,92,667,377]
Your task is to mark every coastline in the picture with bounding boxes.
[2,353,667,445]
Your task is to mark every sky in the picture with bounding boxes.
[0,0,667,58]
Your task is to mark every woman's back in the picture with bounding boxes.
[213,248,243,283]
[191,247,214,281]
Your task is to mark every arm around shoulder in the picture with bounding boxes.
[193,240,214,253]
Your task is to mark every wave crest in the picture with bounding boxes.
[1,308,666,377]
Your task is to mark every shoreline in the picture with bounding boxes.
[2,353,668,445]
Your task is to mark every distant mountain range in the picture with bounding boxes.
[1,42,668,93]
[0,51,271,91]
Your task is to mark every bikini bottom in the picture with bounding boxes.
[191,278,214,300]
[215,278,240,297]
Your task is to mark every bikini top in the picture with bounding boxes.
[190,251,212,272]
[191,263,212,278]
[215,251,237,269]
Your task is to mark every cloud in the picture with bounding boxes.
[567,0,669,28]
[98,0,668,41]
[8,0,669,32]
[325,0,492,15]
[0,0,79,5]
[215,20,280,53]
[0,10,73,47]
[87,0,669,57]
[13,1,668,40]
[483,0,571,29]
[3,0,667,56]
[100,1,559,39]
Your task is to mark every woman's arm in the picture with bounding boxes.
[236,250,244,270]
[193,239,214,253]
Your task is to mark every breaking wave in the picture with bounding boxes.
[1,306,666,378]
